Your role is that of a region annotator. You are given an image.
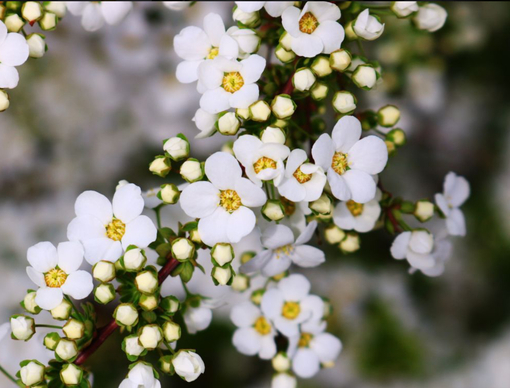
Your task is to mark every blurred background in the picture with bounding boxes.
[1,2,510,387]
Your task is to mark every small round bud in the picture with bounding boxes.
[63,319,85,340]
[212,265,233,286]
[236,108,251,120]
[60,363,83,386]
[275,44,296,63]
[414,200,434,222]
[26,33,46,58]
[217,112,240,135]
[340,232,360,253]
[311,82,329,101]
[149,156,171,177]
[240,251,256,264]
[93,260,116,283]
[171,238,195,262]
[385,140,397,156]
[250,289,265,305]
[262,199,285,222]
[293,68,316,92]
[309,193,333,215]
[386,128,406,146]
[180,159,204,183]
[21,2,43,23]
[377,105,400,127]
[44,2,67,18]
[44,332,60,351]
[311,56,332,77]
[157,183,180,205]
[10,315,35,341]
[0,89,10,112]
[352,65,378,90]
[5,14,25,32]
[139,294,159,312]
[94,283,116,304]
[51,299,72,320]
[233,7,260,27]
[39,11,58,31]
[249,100,271,122]
[161,296,180,314]
[261,126,286,144]
[271,95,296,120]
[122,248,146,272]
[139,324,163,350]
[20,361,45,386]
[55,339,78,361]
[135,270,159,295]
[211,243,234,266]
[391,1,419,18]
[159,355,173,375]
[231,273,250,292]
[164,136,189,161]
[123,335,145,358]
[325,225,346,244]
[354,10,385,41]
[22,290,41,314]
[114,303,139,327]
[272,352,291,372]
[330,49,352,72]
[162,320,181,342]
[279,31,292,51]
[333,91,357,114]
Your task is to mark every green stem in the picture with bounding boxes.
[0,365,17,385]
[270,182,276,199]
[164,340,176,354]
[356,39,366,57]
[264,182,272,200]
[181,279,192,297]
[65,295,80,315]
[155,207,162,229]
[35,324,63,329]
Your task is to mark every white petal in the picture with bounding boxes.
[233,135,261,167]
[203,13,225,47]
[282,7,302,37]
[313,20,344,54]
[235,178,267,207]
[200,87,231,114]
[82,237,122,265]
[81,3,105,32]
[0,33,29,67]
[198,207,230,246]
[198,59,224,89]
[27,242,58,273]
[307,1,341,22]
[113,183,144,224]
[230,301,260,327]
[260,143,290,162]
[311,333,342,362]
[275,317,299,337]
[302,171,326,202]
[333,202,355,230]
[232,327,261,356]
[407,251,435,270]
[261,255,292,277]
[226,206,256,243]
[291,34,324,58]
[240,54,266,84]
[348,136,388,175]
[61,270,94,300]
[434,193,450,216]
[328,169,351,201]
[0,18,7,43]
[100,1,132,25]
[311,134,335,171]
[67,215,106,242]
[259,335,277,359]
[264,2,293,17]
[240,250,273,274]
[176,60,201,83]
[66,2,88,15]
[409,230,433,254]
[205,152,242,190]
[292,245,325,268]
[301,295,325,322]
[278,177,306,202]
[36,288,64,310]
[390,232,411,259]
[229,84,259,109]
[446,208,466,236]
[279,274,310,301]
[57,242,84,274]
[354,213,378,233]
[180,181,220,218]
[236,2,265,12]
[331,116,362,153]
[0,64,19,89]
[218,34,239,59]
[75,190,113,225]
[122,215,157,249]
[262,224,295,249]
[343,169,376,204]
[446,173,470,207]
[292,348,320,378]
[285,149,308,178]
[261,288,284,319]
[295,220,317,245]
[27,266,45,288]
[174,26,211,61]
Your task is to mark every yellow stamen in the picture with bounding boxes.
[282,301,301,320]
[254,316,272,335]
[275,244,294,259]
[222,72,244,93]
[219,189,242,213]
[293,166,312,184]
[298,332,313,348]
[253,157,277,174]
[346,200,364,216]
[299,12,319,34]
[106,219,126,241]
[331,152,348,175]
[206,47,219,60]
[44,268,68,288]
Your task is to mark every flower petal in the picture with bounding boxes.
[82,237,122,265]
[328,168,351,201]
[230,301,260,327]
[311,134,335,171]
[278,177,306,202]
[200,88,231,114]
[226,206,256,243]
[240,54,266,84]
[81,3,105,32]
[122,215,157,249]
[292,348,320,378]
[282,6,301,37]
[333,202,355,230]
[301,295,324,322]
[100,1,132,25]
[390,232,411,259]
[261,288,284,319]
[67,215,106,242]
[176,60,201,83]
[240,250,273,274]
[0,33,29,67]
[113,183,144,224]
[261,255,292,277]
[57,241,84,274]
[174,26,211,61]
[233,135,261,167]
[311,333,342,363]
[205,152,242,190]
[27,266,45,288]
[292,245,325,268]
[61,270,94,300]
[307,1,341,22]
[348,136,388,175]
[198,207,230,246]
[262,224,295,249]
[218,34,239,59]
[295,220,317,245]
[235,178,267,207]
[343,169,376,203]
[180,181,220,218]
[27,242,58,273]
[75,190,113,226]
[203,13,226,47]
[407,251,435,270]
[313,20,344,54]
[446,208,466,236]
[35,288,64,310]
[0,64,19,89]
[264,2,294,17]
[229,83,259,109]
[232,327,261,356]
[332,116,362,153]
[285,149,308,178]
[291,34,324,58]
[446,173,470,207]
[259,335,277,359]
[279,274,310,301]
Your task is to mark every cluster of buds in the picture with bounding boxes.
[210,243,235,286]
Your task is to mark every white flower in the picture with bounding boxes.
[164,136,189,161]
[227,26,260,59]
[180,152,266,246]
[119,362,161,388]
[333,189,382,232]
[172,351,205,383]
[391,2,419,18]
[235,1,294,18]
[412,236,452,277]
[66,1,132,32]
[184,305,213,334]
[261,274,324,337]
[390,230,437,270]
[233,135,290,187]
[67,183,157,265]
[0,20,29,89]
[163,1,191,11]
[312,116,387,203]
[413,3,447,32]
[272,373,297,388]
[231,301,277,359]
[278,149,326,203]
[174,13,240,84]
[282,2,344,58]
[193,108,218,139]
[25,241,93,310]
[353,9,385,41]
[198,54,266,114]
[241,221,325,277]
[435,172,470,236]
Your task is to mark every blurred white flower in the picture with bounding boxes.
[353,9,385,41]
[192,108,218,138]
[272,373,297,388]
[184,305,213,334]
[119,362,161,388]
[66,1,133,32]
[163,1,191,11]
[413,3,447,32]
[172,351,205,383]
[142,188,163,210]
[391,230,436,270]
[333,189,382,233]
[435,172,470,236]
[235,1,294,18]
[391,1,419,18]
[412,235,452,277]
[226,26,260,59]
[0,20,29,89]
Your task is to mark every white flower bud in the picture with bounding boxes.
[249,100,271,122]
[160,183,181,204]
[55,339,78,361]
[272,352,291,372]
[211,243,234,266]
[330,49,352,72]
[114,303,139,327]
[123,248,146,271]
[309,194,332,215]
[163,321,181,342]
[21,2,43,23]
[279,31,292,51]
[20,361,45,386]
[135,271,159,294]
[414,4,447,32]
[311,56,332,77]
[325,225,346,244]
[275,44,296,64]
[333,91,357,114]
[231,274,250,292]
[63,319,85,340]
[354,9,385,41]
[44,332,60,351]
[51,299,72,320]
[228,26,260,57]
[10,316,35,341]
[340,232,360,253]
[189,228,201,244]
[27,33,46,58]
[352,65,378,90]
[262,200,285,221]
[171,238,195,262]
[218,112,240,135]
[345,20,357,40]
[409,230,434,253]
[139,325,162,350]
[271,95,296,120]
[44,2,67,18]
[261,126,286,144]
[5,14,25,32]
[180,159,204,182]
[139,294,159,312]
[39,11,58,31]
[164,136,189,161]
[311,83,329,101]
[172,351,205,382]
[23,291,40,314]
[272,373,297,388]
[60,363,83,386]
[414,200,434,222]
[0,90,9,112]
[391,1,419,18]
[149,156,171,177]
[212,265,232,286]
[124,335,144,357]
[93,260,116,283]
[233,7,260,27]
[293,68,316,92]
[378,105,400,127]
[236,108,251,120]
[386,128,406,146]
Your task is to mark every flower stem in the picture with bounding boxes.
[155,207,162,229]
[35,324,63,329]
[0,364,17,385]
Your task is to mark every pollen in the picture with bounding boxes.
[298,332,313,348]
[275,244,294,259]
[346,200,364,216]
[299,12,319,34]
[331,152,348,175]
[254,316,272,335]
[206,47,219,60]
[220,189,242,213]
[222,71,244,93]
[293,166,312,183]
[106,219,126,241]
[253,157,277,174]
[44,268,68,288]
[282,301,301,320]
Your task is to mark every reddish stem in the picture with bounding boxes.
[386,205,403,233]
[281,73,294,95]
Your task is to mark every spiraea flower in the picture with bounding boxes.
[435,172,470,236]
[235,1,294,18]
[233,135,290,187]
[353,9,385,41]
[333,189,382,233]
[67,183,157,265]
[282,2,344,58]
[119,362,161,388]
[172,351,205,383]
[231,301,277,359]
[241,222,325,277]
[413,3,447,32]
[183,303,213,334]
[277,149,327,203]
[0,20,30,89]
[390,230,437,271]
[198,54,266,113]
[26,241,93,310]
[66,1,133,32]
[180,152,266,246]
[412,235,452,277]
[391,1,419,18]
[312,116,388,203]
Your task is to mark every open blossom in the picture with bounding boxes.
[353,9,385,41]
[282,2,344,58]
[198,54,266,113]
[67,183,157,265]
[226,26,261,59]
[277,149,326,203]
[26,241,93,310]
[180,152,266,246]
[413,3,447,32]
[411,235,452,277]
[119,362,161,388]
[0,20,30,89]
[184,304,213,334]
[235,1,294,17]
[333,189,382,233]
[231,301,277,359]
[241,221,325,277]
[390,230,437,270]
[233,135,290,187]
[435,172,470,236]
[66,1,133,32]
[312,116,388,203]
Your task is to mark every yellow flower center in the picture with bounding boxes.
[253,157,277,174]
[44,268,68,288]
[254,316,272,335]
[106,219,126,241]
[293,166,312,184]
[275,244,294,259]
[299,12,319,34]
[282,301,301,320]
[219,189,242,213]
[281,197,296,216]
[206,47,219,60]
[346,200,364,216]
[222,72,244,93]
[298,332,313,348]
[331,152,349,175]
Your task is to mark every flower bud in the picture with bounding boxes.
[385,140,396,156]
[0,90,9,112]
[212,265,233,286]
[172,351,205,382]
[272,373,297,388]
[39,11,58,31]
[44,2,67,18]
[217,112,240,135]
[159,355,173,374]
[114,303,139,327]
[233,7,260,27]
[122,248,146,272]
[44,332,60,350]
[271,95,296,120]
[211,243,234,266]
[10,315,35,341]
[139,324,163,350]
[261,126,286,144]
[135,270,159,295]
[352,65,378,90]
[354,9,385,41]
[333,91,357,114]
[180,159,204,183]
[377,105,400,127]
[20,361,45,387]
[236,107,251,120]
[171,238,195,262]
[26,33,46,58]
[51,299,72,320]
[309,193,332,215]
[55,339,78,361]
[22,290,41,314]
[240,251,256,264]
[164,135,189,161]
[325,225,346,244]
[149,156,171,177]
[345,20,357,40]
[251,289,265,305]
[60,363,83,386]
[391,1,419,18]
[311,82,328,101]
[231,273,250,292]
[161,296,180,314]
[275,44,296,63]
[279,31,292,51]
[262,199,285,221]
[5,14,25,32]
[123,335,145,358]
[293,68,316,92]
[63,319,85,340]
[330,49,352,72]
[414,200,434,222]
[272,352,291,372]
[340,232,360,253]
[139,294,159,312]
[413,4,447,32]
[249,100,271,122]
[93,260,116,283]
[311,56,332,77]
[21,2,43,23]
[163,320,181,342]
